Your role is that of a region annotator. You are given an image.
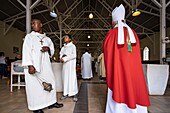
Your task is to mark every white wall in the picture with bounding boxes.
[140,32,160,61]
[140,27,170,61]
[0,21,25,59]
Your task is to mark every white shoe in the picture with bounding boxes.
[73,97,78,102]
[60,95,68,100]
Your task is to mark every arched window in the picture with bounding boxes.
[143,47,149,61]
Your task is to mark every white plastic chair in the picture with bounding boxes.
[10,60,25,92]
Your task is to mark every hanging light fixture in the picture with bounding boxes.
[49,0,58,18]
[87,44,90,46]
[50,10,57,18]
[88,0,93,19]
[131,0,141,17]
[132,9,141,16]
[88,35,91,38]
[89,13,93,19]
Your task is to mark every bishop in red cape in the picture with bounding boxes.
[104,4,150,113]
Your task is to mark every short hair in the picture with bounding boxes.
[85,49,89,52]
[0,52,4,56]
[63,34,72,39]
[31,19,42,24]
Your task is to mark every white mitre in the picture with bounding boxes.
[112,4,136,44]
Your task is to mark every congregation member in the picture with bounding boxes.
[0,52,7,78]
[98,53,106,78]
[95,61,98,74]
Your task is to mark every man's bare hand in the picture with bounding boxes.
[41,46,49,52]
[28,65,36,74]
[60,58,64,63]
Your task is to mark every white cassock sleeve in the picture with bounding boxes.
[59,47,64,59]
[63,45,76,62]
[49,39,55,57]
[22,34,33,66]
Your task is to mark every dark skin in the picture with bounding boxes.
[28,19,49,74]
[60,35,71,63]
[112,21,117,27]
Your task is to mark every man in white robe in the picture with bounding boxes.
[98,53,106,78]
[60,34,78,102]
[22,19,63,113]
[81,49,93,80]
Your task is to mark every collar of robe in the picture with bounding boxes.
[31,31,46,38]
[64,41,73,47]
[113,21,136,45]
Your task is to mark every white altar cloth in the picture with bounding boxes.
[51,63,63,92]
[142,64,169,95]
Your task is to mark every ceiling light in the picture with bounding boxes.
[50,10,57,18]
[88,35,91,38]
[87,44,90,46]
[132,9,141,16]
[89,13,93,19]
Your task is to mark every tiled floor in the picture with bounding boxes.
[0,75,170,113]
